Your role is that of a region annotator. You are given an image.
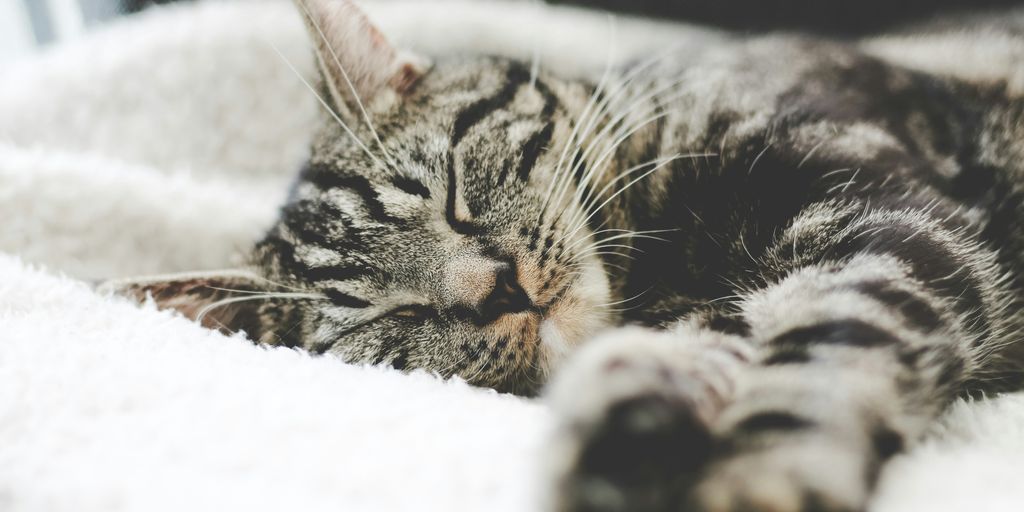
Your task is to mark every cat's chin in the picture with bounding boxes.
[535,256,614,376]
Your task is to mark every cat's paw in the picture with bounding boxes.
[545,327,748,512]
[686,434,873,512]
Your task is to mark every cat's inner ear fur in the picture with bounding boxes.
[294,0,430,117]
[99,271,282,343]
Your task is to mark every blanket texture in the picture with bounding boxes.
[2,1,1024,510]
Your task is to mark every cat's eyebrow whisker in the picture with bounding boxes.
[564,82,698,215]
[195,292,326,325]
[558,156,676,246]
[549,90,695,236]
[541,42,686,226]
[564,227,676,253]
[539,16,672,231]
[552,216,613,261]
[565,153,712,239]
[570,233,670,254]
[537,20,619,226]
[578,227,680,245]
[551,73,698,230]
[296,1,400,173]
[267,41,384,169]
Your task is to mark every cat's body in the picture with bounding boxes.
[112,2,1024,510]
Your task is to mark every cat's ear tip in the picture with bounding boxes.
[390,52,433,94]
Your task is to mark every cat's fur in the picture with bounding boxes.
[109,1,1024,510]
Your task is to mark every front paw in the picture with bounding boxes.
[687,434,872,512]
[545,327,747,512]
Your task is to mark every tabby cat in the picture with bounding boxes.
[110,0,1024,510]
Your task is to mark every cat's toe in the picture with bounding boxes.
[554,393,713,512]
[686,438,870,512]
[544,327,743,512]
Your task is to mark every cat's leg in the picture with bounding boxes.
[546,325,753,512]
[548,200,1015,512]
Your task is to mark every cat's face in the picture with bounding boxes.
[124,0,614,395]
[262,55,612,393]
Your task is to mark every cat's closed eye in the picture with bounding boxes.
[389,304,437,321]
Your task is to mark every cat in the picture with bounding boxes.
[106,0,1024,510]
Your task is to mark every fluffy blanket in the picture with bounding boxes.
[2,1,1024,510]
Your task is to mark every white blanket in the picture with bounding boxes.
[2,1,1023,510]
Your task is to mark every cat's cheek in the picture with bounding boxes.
[537,257,614,374]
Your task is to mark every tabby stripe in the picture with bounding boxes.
[451,63,531,147]
[871,424,904,460]
[763,349,812,365]
[446,157,480,235]
[831,219,988,342]
[936,356,965,387]
[851,281,943,333]
[323,289,372,309]
[768,320,901,348]
[285,219,331,247]
[372,336,403,366]
[265,217,373,283]
[259,233,303,275]
[705,312,752,337]
[303,265,374,282]
[390,349,410,371]
[733,411,814,435]
[534,79,560,117]
[391,176,431,199]
[515,122,554,183]
[307,165,401,224]
[284,198,365,249]
[282,201,336,247]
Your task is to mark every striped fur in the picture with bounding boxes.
[118,2,1024,510]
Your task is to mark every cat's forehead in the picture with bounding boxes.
[396,58,565,127]
[281,56,570,276]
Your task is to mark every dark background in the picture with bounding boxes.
[122,0,180,12]
[122,0,1024,34]
[549,0,1024,34]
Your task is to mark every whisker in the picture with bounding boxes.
[551,75,700,230]
[195,292,325,325]
[296,1,399,172]
[537,18,619,226]
[568,153,712,237]
[528,0,543,90]
[559,156,678,245]
[267,41,383,168]
[592,285,654,310]
[565,227,676,254]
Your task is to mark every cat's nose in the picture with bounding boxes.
[479,265,532,322]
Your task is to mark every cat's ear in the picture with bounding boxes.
[294,0,430,115]
[98,271,285,343]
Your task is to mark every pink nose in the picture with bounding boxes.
[446,258,534,324]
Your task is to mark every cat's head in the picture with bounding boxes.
[114,0,615,394]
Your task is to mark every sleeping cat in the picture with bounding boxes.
[108,0,1024,510]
